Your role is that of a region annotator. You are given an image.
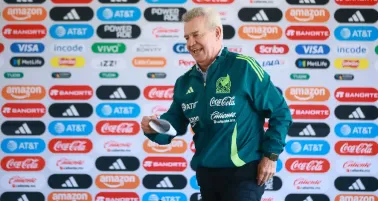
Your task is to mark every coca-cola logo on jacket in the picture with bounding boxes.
[335,141,378,156]
[1,156,45,171]
[144,86,174,100]
[285,158,330,173]
[48,138,93,153]
[96,121,140,135]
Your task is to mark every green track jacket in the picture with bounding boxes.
[145,47,293,170]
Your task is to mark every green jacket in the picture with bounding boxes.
[145,47,292,170]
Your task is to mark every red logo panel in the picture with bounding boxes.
[143,157,187,171]
[96,121,140,135]
[95,192,139,201]
[286,158,330,173]
[0,43,4,53]
[49,138,93,154]
[335,141,377,156]
[289,105,330,119]
[2,24,47,39]
[335,87,378,102]
[255,44,289,55]
[1,156,45,171]
[286,26,330,40]
[1,103,46,118]
[144,86,174,100]
[49,85,93,100]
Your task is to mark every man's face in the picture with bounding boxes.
[184,16,219,65]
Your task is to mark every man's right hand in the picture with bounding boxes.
[141,115,158,134]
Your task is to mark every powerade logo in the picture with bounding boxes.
[96,103,140,118]
[295,44,330,55]
[173,43,189,54]
[335,26,378,41]
[285,140,330,155]
[49,121,93,136]
[190,176,199,190]
[97,7,141,21]
[143,192,187,201]
[50,24,94,39]
[1,138,45,153]
[145,0,187,3]
[335,123,377,138]
[10,43,44,53]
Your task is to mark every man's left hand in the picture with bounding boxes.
[257,157,276,186]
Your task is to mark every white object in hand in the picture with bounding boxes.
[148,118,177,136]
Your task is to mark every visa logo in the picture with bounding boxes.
[295,44,330,55]
[173,43,189,54]
[11,43,45,53]
[286,140,330,155]
[50,24,94,39]
[143,192,187,201]
[335,123,377,138]
[97,7,141,21]
[190,176,200,190]
[96,103,140,118]
[335,26,378,41]
[49,121,93,136]
[1,138,46,153]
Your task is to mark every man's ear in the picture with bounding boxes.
[215,26,222,40]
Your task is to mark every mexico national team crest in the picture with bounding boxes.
[216,74,231,94]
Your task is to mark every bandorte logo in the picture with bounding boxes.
[285,87,330,101]
[1,156,45,171]
[334,141,377,156]
[289,105,330,119]
[286,8,330,23]
[2,24,47,39]
[51,56,85,68]
[143,139,187,154]
[96,120,140,136]
[48,138,93,154]
[255,44,289,54]
[238,25,282,40]
[48,192,92,201]
[143,157,187,172]
[2,85,46,100]
[95,174,140,189]
[1,103,46,118]
[334,87,378,102]
[144,86,174,100]
[334,58,369,69]
[95,192,139,201]
[49,85,93,100]
[3,7,47,21]
[285,158,330,173]
[286,26,330,40]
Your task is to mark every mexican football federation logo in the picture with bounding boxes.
[216,74,231,94]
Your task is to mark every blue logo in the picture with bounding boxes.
[96,103,140,118]
[285,140,330,155]
[276,159,283,173]
[11,43,44,53]
[335,26,378,41]
[49,121,93,136]
[295,44,330,55]
[145,0,187,3]
[173,43,189,54]
[97,7,141,21]
[50,24,94,39]
[1,138,45,154]
[335,123,378,138]
[143,192,187,201]
[190,175,200,190]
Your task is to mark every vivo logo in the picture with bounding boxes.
[173,43,189,54]
[295,44,330,55]
[143,192,187,201]
[10,43,44,53]
[285,140,330,155]
[97,7,141,21]
[335,123,377,138]
[96,103,141,118]
[48,121,93,136]
[1,138,45,153]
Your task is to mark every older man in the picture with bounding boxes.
[141,7,292,201]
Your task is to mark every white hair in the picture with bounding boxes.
[182,7,222,32]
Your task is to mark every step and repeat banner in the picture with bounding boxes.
[0,0,377,201]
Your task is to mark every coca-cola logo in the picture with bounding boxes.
[335,141,378,156]
[144,86,174,100]
[96,121,140,135]
[1,156,45,171]
[286,158,330,173]
[49,138,93,153]
[209,96,235,107]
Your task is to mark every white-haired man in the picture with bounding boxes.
[141,7,292,201]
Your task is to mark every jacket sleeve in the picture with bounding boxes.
[241,55,293,156]
[144,79,190,145]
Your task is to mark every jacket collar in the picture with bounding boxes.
[189,47,229,77]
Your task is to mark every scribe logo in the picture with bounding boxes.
[286,26,330,40]
[223,25,235,39]
[255,44,289,54]
[1,174,45,189]
[334,26,378,41]
[285,8,330,23]
[1,121,45,136]
[48,138,93,154]
[143,174,187,189]
[285,194,330,201]
[49,85,93,100]
[96,120,140,136]
[49,103,93,118]
[1,103,46,118]
[97,24,141,39]
[335,105,378,120]
[335,141,377,156]
[296,58,330,69]
[143,157,187,172]
[11,56,44,67]
[50,24,94,39]
[2,85,46,100]
[95,156,140,171]
[95,192,139,201]
[285,158,330,173]
[4,0,46,3]
[335,123,377,139]
[1,156,45,171]
[3,24,47,39]
[0,192,45,201]
[335,87,378,102]
[337,158,376,174]
[11,42,44,53]
[335,0,377,5]
[48,156,93,172]
[334,9,378,24]
[238,25,282,40]
[97,7,141,21]
[50,7,94,21]
[96,103,141,118]
[48,192,92,201]
[48,174,92,189]
[92,42,126,54]
[48,120,93,136]
[286,140,330,155]
[290,105,330,119]
[3,7,47,21]
[96,174,140,189]
[334,58,368,70]
[96,85,140,100]
[144,86,174,100]
[238,8,283,22]
[285,87,330,101]
[335,195,378,201]
[335,177,378,192]
[1,138,46,154]
[144,7,186,22]
[288,122,330,137]
[295,44,330,55]
[286,0,330,5]
[143,139,187,154]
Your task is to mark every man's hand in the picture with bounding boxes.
[257,157,276,186]
[141,115,158,134]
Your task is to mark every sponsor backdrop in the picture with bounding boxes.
[0,0,377,201]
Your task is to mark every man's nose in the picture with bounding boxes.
[187,36,196,47]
